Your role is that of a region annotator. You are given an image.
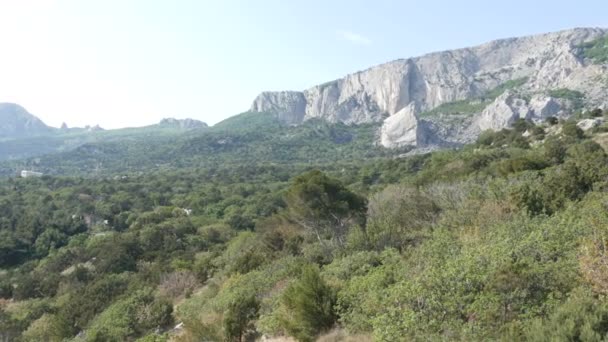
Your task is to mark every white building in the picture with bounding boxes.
[20,170,43,178]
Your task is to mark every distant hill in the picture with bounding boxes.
[0,103,54,139]
[0,108,209,161]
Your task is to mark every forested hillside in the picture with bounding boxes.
[3,108,608,341]
[0,113,401,177]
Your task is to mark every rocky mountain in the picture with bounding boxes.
[0,103,54,139]
[251,27,608,148]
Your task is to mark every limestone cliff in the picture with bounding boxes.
[250,27,608,148]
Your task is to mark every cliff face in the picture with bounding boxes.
[250,28,608,148]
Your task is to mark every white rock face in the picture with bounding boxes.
[577,118,604,131]
[380,104,418,148]
[250,28,608,147]
[475,93,531,131]
[528,96,564,120]
[250,91,306,125]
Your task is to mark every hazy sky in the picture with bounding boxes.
[0,0,606,129]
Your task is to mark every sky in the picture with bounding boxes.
[0,0,606,129]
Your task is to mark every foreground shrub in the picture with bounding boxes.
[279,265,336,342]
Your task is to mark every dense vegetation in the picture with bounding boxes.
[3,106,608,341]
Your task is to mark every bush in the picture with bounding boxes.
[549,88,585,109]
[285,170,367,246]
[86,289,173,341]
[279,266,336,342]
[158,271,199,301]
[544,138,567,164]
[578,35,608,64]
[223,295,260,342]
[562,122,584,139]
[520,288,608,341]
[512,118,532,133]
[545,116,559,125]
[496,155,548,176]
[220,232,270,274]
[362,186,439,251]
[590,108,604,118]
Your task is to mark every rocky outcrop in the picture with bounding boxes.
[380,104,418,148]
[577,118,603,131]
[472,94,572,133]
[475,92,531,131]
[250,27,608,148]
[84,124,104,132]
[528,96,564,120]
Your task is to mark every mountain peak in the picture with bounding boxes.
[0,103,53,139]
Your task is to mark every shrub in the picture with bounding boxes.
[223,295,260,342]
[521,288,608,341]
[158,271,199,301]
[590,108,604,118]
[362,185,439,251]
[549,88,585,109]
[285,170,367,246]
[544,138,567,164]
[562,122,584,139]
[496,156,548,176]
[545,116,559,125]
[86,289,173,341]
[279,266,336,342]
[512,118,532,133]
[21,314,63,342]
[220,232,270,274]
[578,35,608,64]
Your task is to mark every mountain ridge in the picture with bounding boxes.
[0,103,209,161]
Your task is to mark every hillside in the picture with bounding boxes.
[0,113,399,176]
[3,113,608,340]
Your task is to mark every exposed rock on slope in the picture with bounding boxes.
[159,118,208,130]
[250,28,608,148]
[475,92,531,132]
[251,92,306,125]
[0,103,53,139]
[380,104,419,148]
